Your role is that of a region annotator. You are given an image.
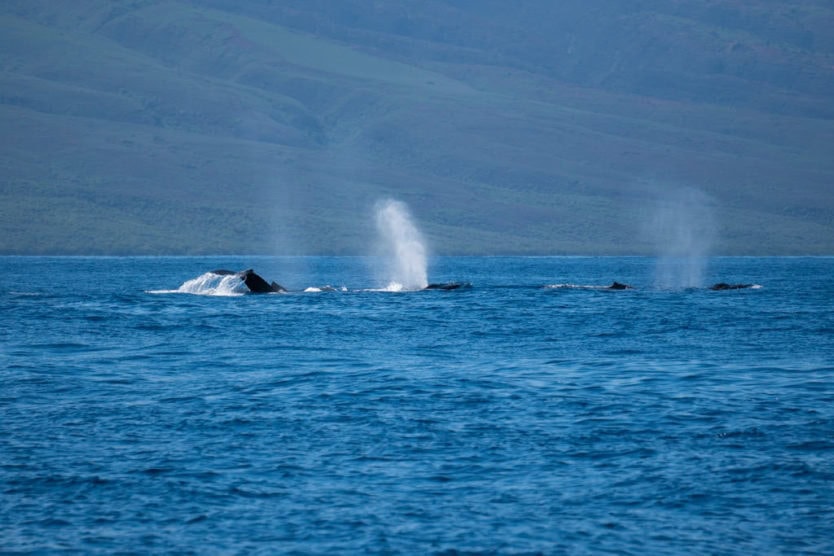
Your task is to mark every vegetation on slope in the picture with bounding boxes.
[1,1,833,254]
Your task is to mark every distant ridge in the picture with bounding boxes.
[1,1,833,255]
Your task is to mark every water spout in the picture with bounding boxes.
[647,186,716,289]
[374,199,428,291]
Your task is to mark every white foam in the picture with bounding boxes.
[545,284,608,290]
[383,282,405,292]
[154,272,250,296]
[303,285,343,293]
[361,282,417,293]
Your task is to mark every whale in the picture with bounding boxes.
[424,282,471,291]
[710,283,754,291]
[608,281,633,290]
[209,269,286,293]
[544,281,633,290]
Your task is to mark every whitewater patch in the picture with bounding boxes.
[363,282,422,292]
[380,281,407,292]
[147,272,250,296]
[544,284,611,290]
[303,286,347,293]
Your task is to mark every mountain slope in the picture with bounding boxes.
[1,0,833,255]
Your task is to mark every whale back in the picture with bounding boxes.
[239,269,278,293]
[710,283,753,290]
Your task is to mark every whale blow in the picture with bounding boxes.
[375,199,429,291]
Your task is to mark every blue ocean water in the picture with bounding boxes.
[1,256,833,554]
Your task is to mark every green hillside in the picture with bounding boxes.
[1,1,833,254]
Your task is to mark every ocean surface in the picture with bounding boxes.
[2,256,833,554]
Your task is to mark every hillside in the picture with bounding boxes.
[1,0,833,255]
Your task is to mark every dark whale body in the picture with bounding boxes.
[210,269,286,293]
[710,283,754,291]
[608,281,633,290]
[425,282,471,291]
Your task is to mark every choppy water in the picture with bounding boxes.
[2,257,833,554]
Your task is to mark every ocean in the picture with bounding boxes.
[2,256,833,554]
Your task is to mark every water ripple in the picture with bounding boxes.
[1,257,833,553]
